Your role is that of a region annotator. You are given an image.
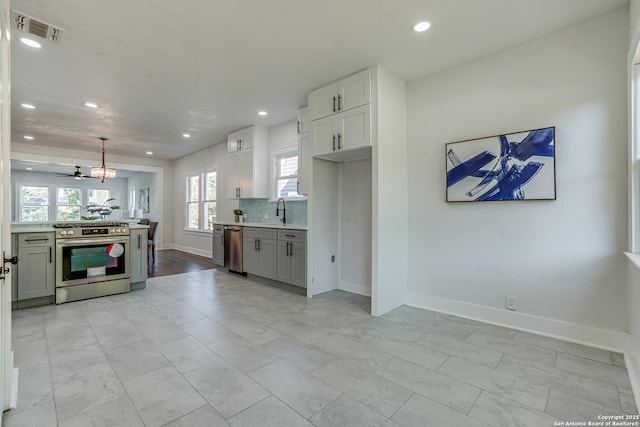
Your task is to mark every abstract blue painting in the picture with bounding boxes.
[446,127,555,202]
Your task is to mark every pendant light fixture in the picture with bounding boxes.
[90,137,116,182]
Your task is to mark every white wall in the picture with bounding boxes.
[628,0,640,409]
[406,8,629,333]
[127,172,156,218]
[172,141,235,256]
[340,159,372,296]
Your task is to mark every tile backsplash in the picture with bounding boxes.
[239,199,307,226]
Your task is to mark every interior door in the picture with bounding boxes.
[0,0,11,416]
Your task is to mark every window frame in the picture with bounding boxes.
[272,146,303,201]
[15,181,119,223]
[202,170,217,231]
[19,184,50,222]
[56,187,83,221]
[186,174,200,231]
[185,170,217,232]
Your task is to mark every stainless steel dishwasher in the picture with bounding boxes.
[223,225,243,273]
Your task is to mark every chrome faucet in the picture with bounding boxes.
[276,198,286,224]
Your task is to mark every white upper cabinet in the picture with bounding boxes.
[311,105,370,158]
[308,69,371,121]
[339,70,371,113]
[228,126,255,153]
[227,125,269,199]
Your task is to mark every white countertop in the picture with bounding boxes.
[11,225,56,233]
[213,221,307,231]
[12,221,149,233]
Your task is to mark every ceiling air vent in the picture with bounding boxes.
[11,11,64,44]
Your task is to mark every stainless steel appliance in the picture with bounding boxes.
[54,222,130,304]
[223,225,243,273]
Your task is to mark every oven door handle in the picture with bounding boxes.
[56,237,129,246]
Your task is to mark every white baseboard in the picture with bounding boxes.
[163,243,212,259]
[339,279,371,297]
[406,292,630,352]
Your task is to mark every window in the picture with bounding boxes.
[186,175,200,229]
[276,153,300,199]
[56,188,82,221]
[88,188,111,206]
[203,171,217,230]
[185,171,217,231]
[20,185,49,222]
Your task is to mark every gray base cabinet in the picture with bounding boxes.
[130,228,148,285]
[16,232,55,300]
[213,225,224,265]
[243,228,277,280]
[277,230,306,288]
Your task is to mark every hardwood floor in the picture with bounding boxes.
[148,249,217,278]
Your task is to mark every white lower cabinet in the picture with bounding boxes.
[16,232,55,301]
[276,230,306,288]
[213,225,224,265]
[235,225,306,288]
[243,228,277,280]
[129,228,148,285]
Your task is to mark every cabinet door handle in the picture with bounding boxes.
[237,140,241,150]
[138,234,141,249]
[338,133,342,150]
[258,239,261,251]
[284,234,296,238]
[297,121,300,134]
[289,243,294,257]
[333,135,336,151]
[25,238,49,242]
[255,238,258,251]
[285,242,289,256]
[49,247,52,263]
[333,96,336,112]
[338,94,342,111]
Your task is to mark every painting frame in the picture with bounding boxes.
[138,187,150,213]
[445,126,556,203]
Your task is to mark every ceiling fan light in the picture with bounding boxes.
[90,167,116,180]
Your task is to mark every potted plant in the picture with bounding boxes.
[82,198,121,220]
[233,209,242,222]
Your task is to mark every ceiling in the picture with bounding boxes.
[10,0,628,162]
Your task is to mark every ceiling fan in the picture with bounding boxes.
[56,166,97,180]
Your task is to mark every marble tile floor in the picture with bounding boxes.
[3,269,638,427]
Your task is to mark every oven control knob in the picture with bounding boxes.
[68,230,74,235]
[111,229,115,233]
[60,230,67,235]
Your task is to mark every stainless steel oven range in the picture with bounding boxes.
[54,222,130,304]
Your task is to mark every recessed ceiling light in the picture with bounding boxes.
[182,133,191,138]
[412,21,431,32]
[84,102,98,108]
[23,135,34,140]
[20,38,41,48]
[21,103,35,109]
[26,167,32,171]
[146,151,153,155]
[258,111,268,116]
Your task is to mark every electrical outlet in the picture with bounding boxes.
[264,213,269,219]
[505,294,517,311]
